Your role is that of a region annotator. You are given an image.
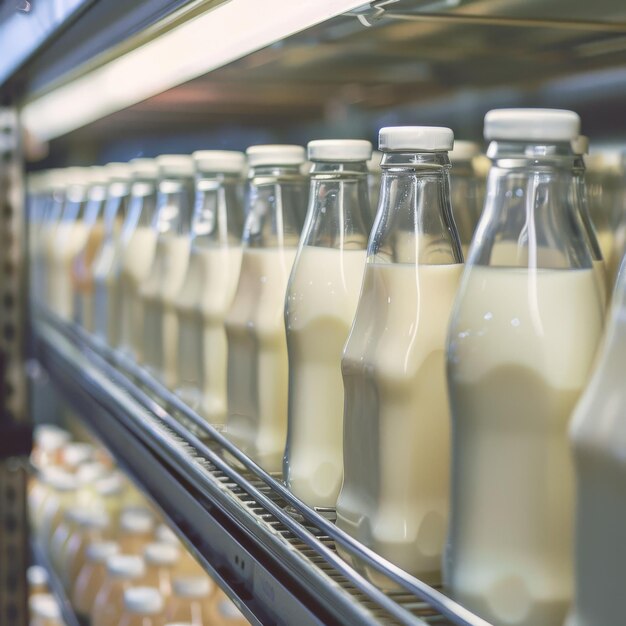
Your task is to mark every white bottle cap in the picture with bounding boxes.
[172,576,212,598]
[246,145,305,167]
[156,154,195,177]
[64,506,92,524]
[34,424,71,451]
[106,554,146,579]
[29,594,61,619]
[367,150,382,173]
[571,135,589,156]
[88,166,109,186]
[95,473,125,496]
[105,161,133,181]
[307,139,372,162]
[449,140,481,163]
[27,565,48,587]
[48,168,71,190]
[130,158,159,179]
[43,468,77,492]
[123,586,164,615]
[379,126,454,152]
[193,150,246,173]
[484,108,580,142]
[61,442,94,468]
[65,166,93,187]
[76,461,109,485]
[78,509,110,529]
[86,541,119,563]
[120,509,154,534]
[155,524,180,545]
[144,542,180,566]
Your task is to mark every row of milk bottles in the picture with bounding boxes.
[27,108,626,626]
[29,425,248,626]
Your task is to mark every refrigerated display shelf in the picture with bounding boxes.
[31,541,83,626]
[32,308,491,626]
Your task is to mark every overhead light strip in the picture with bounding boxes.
[21,0,365,141]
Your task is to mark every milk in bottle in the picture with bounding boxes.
[49,168,91,319]
[118,158,160,360]
[336,126,463,586]
[567,256,626,626]
[449,140,482,257]
[140,155,194,385]
[175,151,245,422]
[92,162,132,343]
[71,166,109,329]
[225,145,307,472]
[572,135,608,311]
[446,109,604,626]
[283,139,371,508]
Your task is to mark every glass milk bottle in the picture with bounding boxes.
[72,540,120,619]
[29,594,63,626]
[92,162,133,343]
[50,167,91,319]
[572,135,609,310]
[119,158,160,360]
[225,145,307,472]
[143,542,180,599]
[336,126,463,586]
[167,576,214,624]
[445,109,605,626]
[175,151,245,421]
[91,554,146,626]
[567,257,626,626]
[140,155,194,385]
[72,166,109,329]
[119,587,166,626]
[449,140,482,257]
[283,139,371,509]
[118,508,155,554]
[64,508,110,591]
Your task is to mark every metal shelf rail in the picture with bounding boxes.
[32,307,491,626]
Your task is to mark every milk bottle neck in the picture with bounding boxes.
[127,178,158,232]
[192,171,243,247]
[302,160,370,250]
[153,175,195,238]
[471,139,593,270]
[243,164,305,249]
[60,185,88,224]
[102,180,131,237]
[375,151,462,265]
